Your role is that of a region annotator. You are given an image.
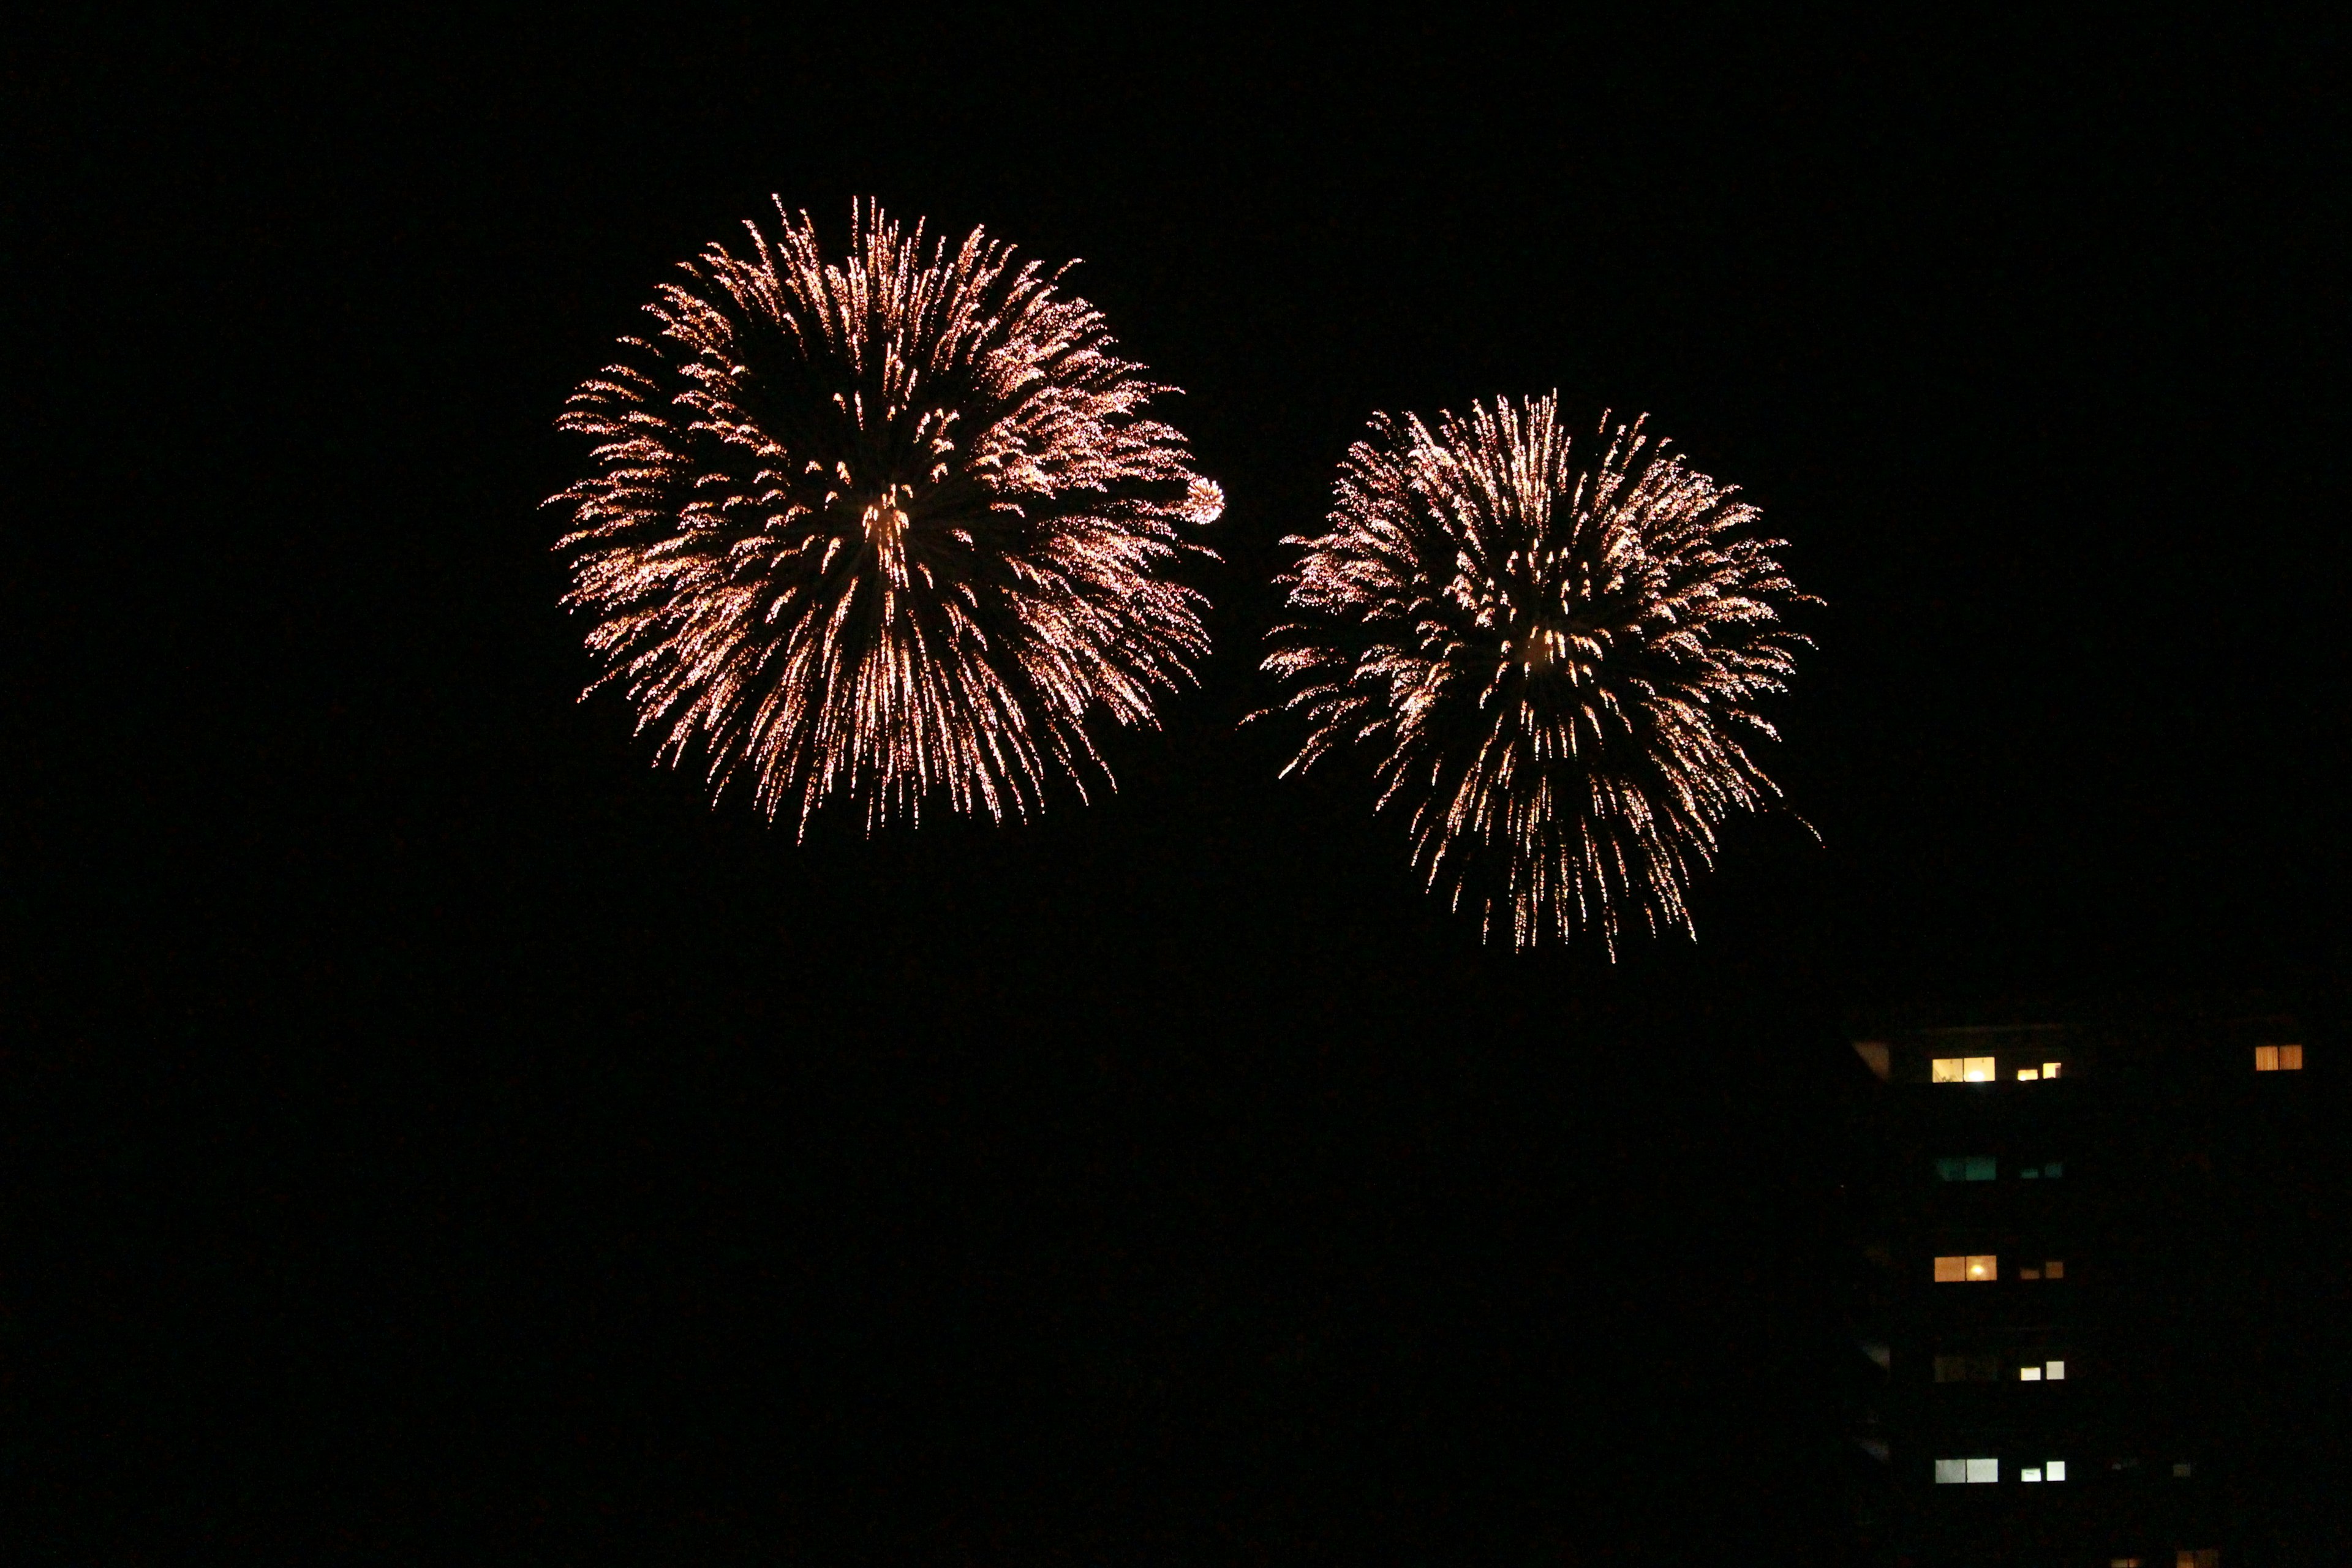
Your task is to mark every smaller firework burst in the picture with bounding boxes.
[1261,396,1810,951]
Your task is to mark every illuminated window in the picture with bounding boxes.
[2020,1365,2040,1381]
[2021,1460,2067,1482]
[1933,1254,1997,1283]
[2017,1160,2064,1180]
[2176,1552,2218,1568]
[2021,1466,2040,1481]
[2044,1061,2062,1078]
[1934,1457,1999,1484]
[2172,1461,2193,1478]
[2255,1044,2304,1071]
[1932,1056,1997,1083]
[2045,1259,2064,1279]
[2046,1358,2065,1379]
[2111,1559,2143,1567]
[1936,1155,1997,1182]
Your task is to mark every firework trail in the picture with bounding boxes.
[1261,396,1809,951]
[551,200,1222,832]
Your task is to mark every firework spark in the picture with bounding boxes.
[1261,396,1809,951]
[551,200,1222,832]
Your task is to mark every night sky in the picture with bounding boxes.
[13,15,2347,1562]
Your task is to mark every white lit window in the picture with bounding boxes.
[1934,1254,1997,1283]
[1934,1457,1999,1483]
[2046,1359,2065,1379]
[2046,1460,2065,1480]
[2019,1365,2041,1381]
[2021,1466,2041,1482]
[2255,1044,2304,1071]
[1931,1055,1997,1083]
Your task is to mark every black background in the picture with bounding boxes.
[9,13,2346,1562]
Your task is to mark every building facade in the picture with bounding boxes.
[1842,1000,2339,1566]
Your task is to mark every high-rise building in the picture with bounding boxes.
[1841,999,2341,1566]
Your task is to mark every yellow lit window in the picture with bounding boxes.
[2017,1066,2039,1080]
[2045,1061,2062,1077]
[1931,1055,1997,1083]
[2176,1551,2218,1568]
[2044,1260,2064,1279]
[1934,1254,1997,1282]
[2256,1044,2304,1071]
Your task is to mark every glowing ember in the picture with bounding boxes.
[1261,396,1809,951]
[551,200,1221,832]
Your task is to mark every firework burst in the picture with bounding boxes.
[551,200,1222,832]
[1261,396,1809,951]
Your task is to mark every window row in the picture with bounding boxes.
[1931,1057,2067,1083]
[2110,1547,2217,1567]
[1934,1457,2067,1484]
[1933,1254,2065,1282]
[1932,1354,2065,1382]
[1923,1045,2305,1081]
[1936,1156,2064,1182]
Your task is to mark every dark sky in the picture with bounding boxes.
[12,13,2347,1563]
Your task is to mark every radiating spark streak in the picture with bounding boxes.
[1260,396,1810,952]
[551,200,1222,833]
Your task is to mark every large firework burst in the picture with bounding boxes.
[551,200,1222,832]
[1262,396,1809,951]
